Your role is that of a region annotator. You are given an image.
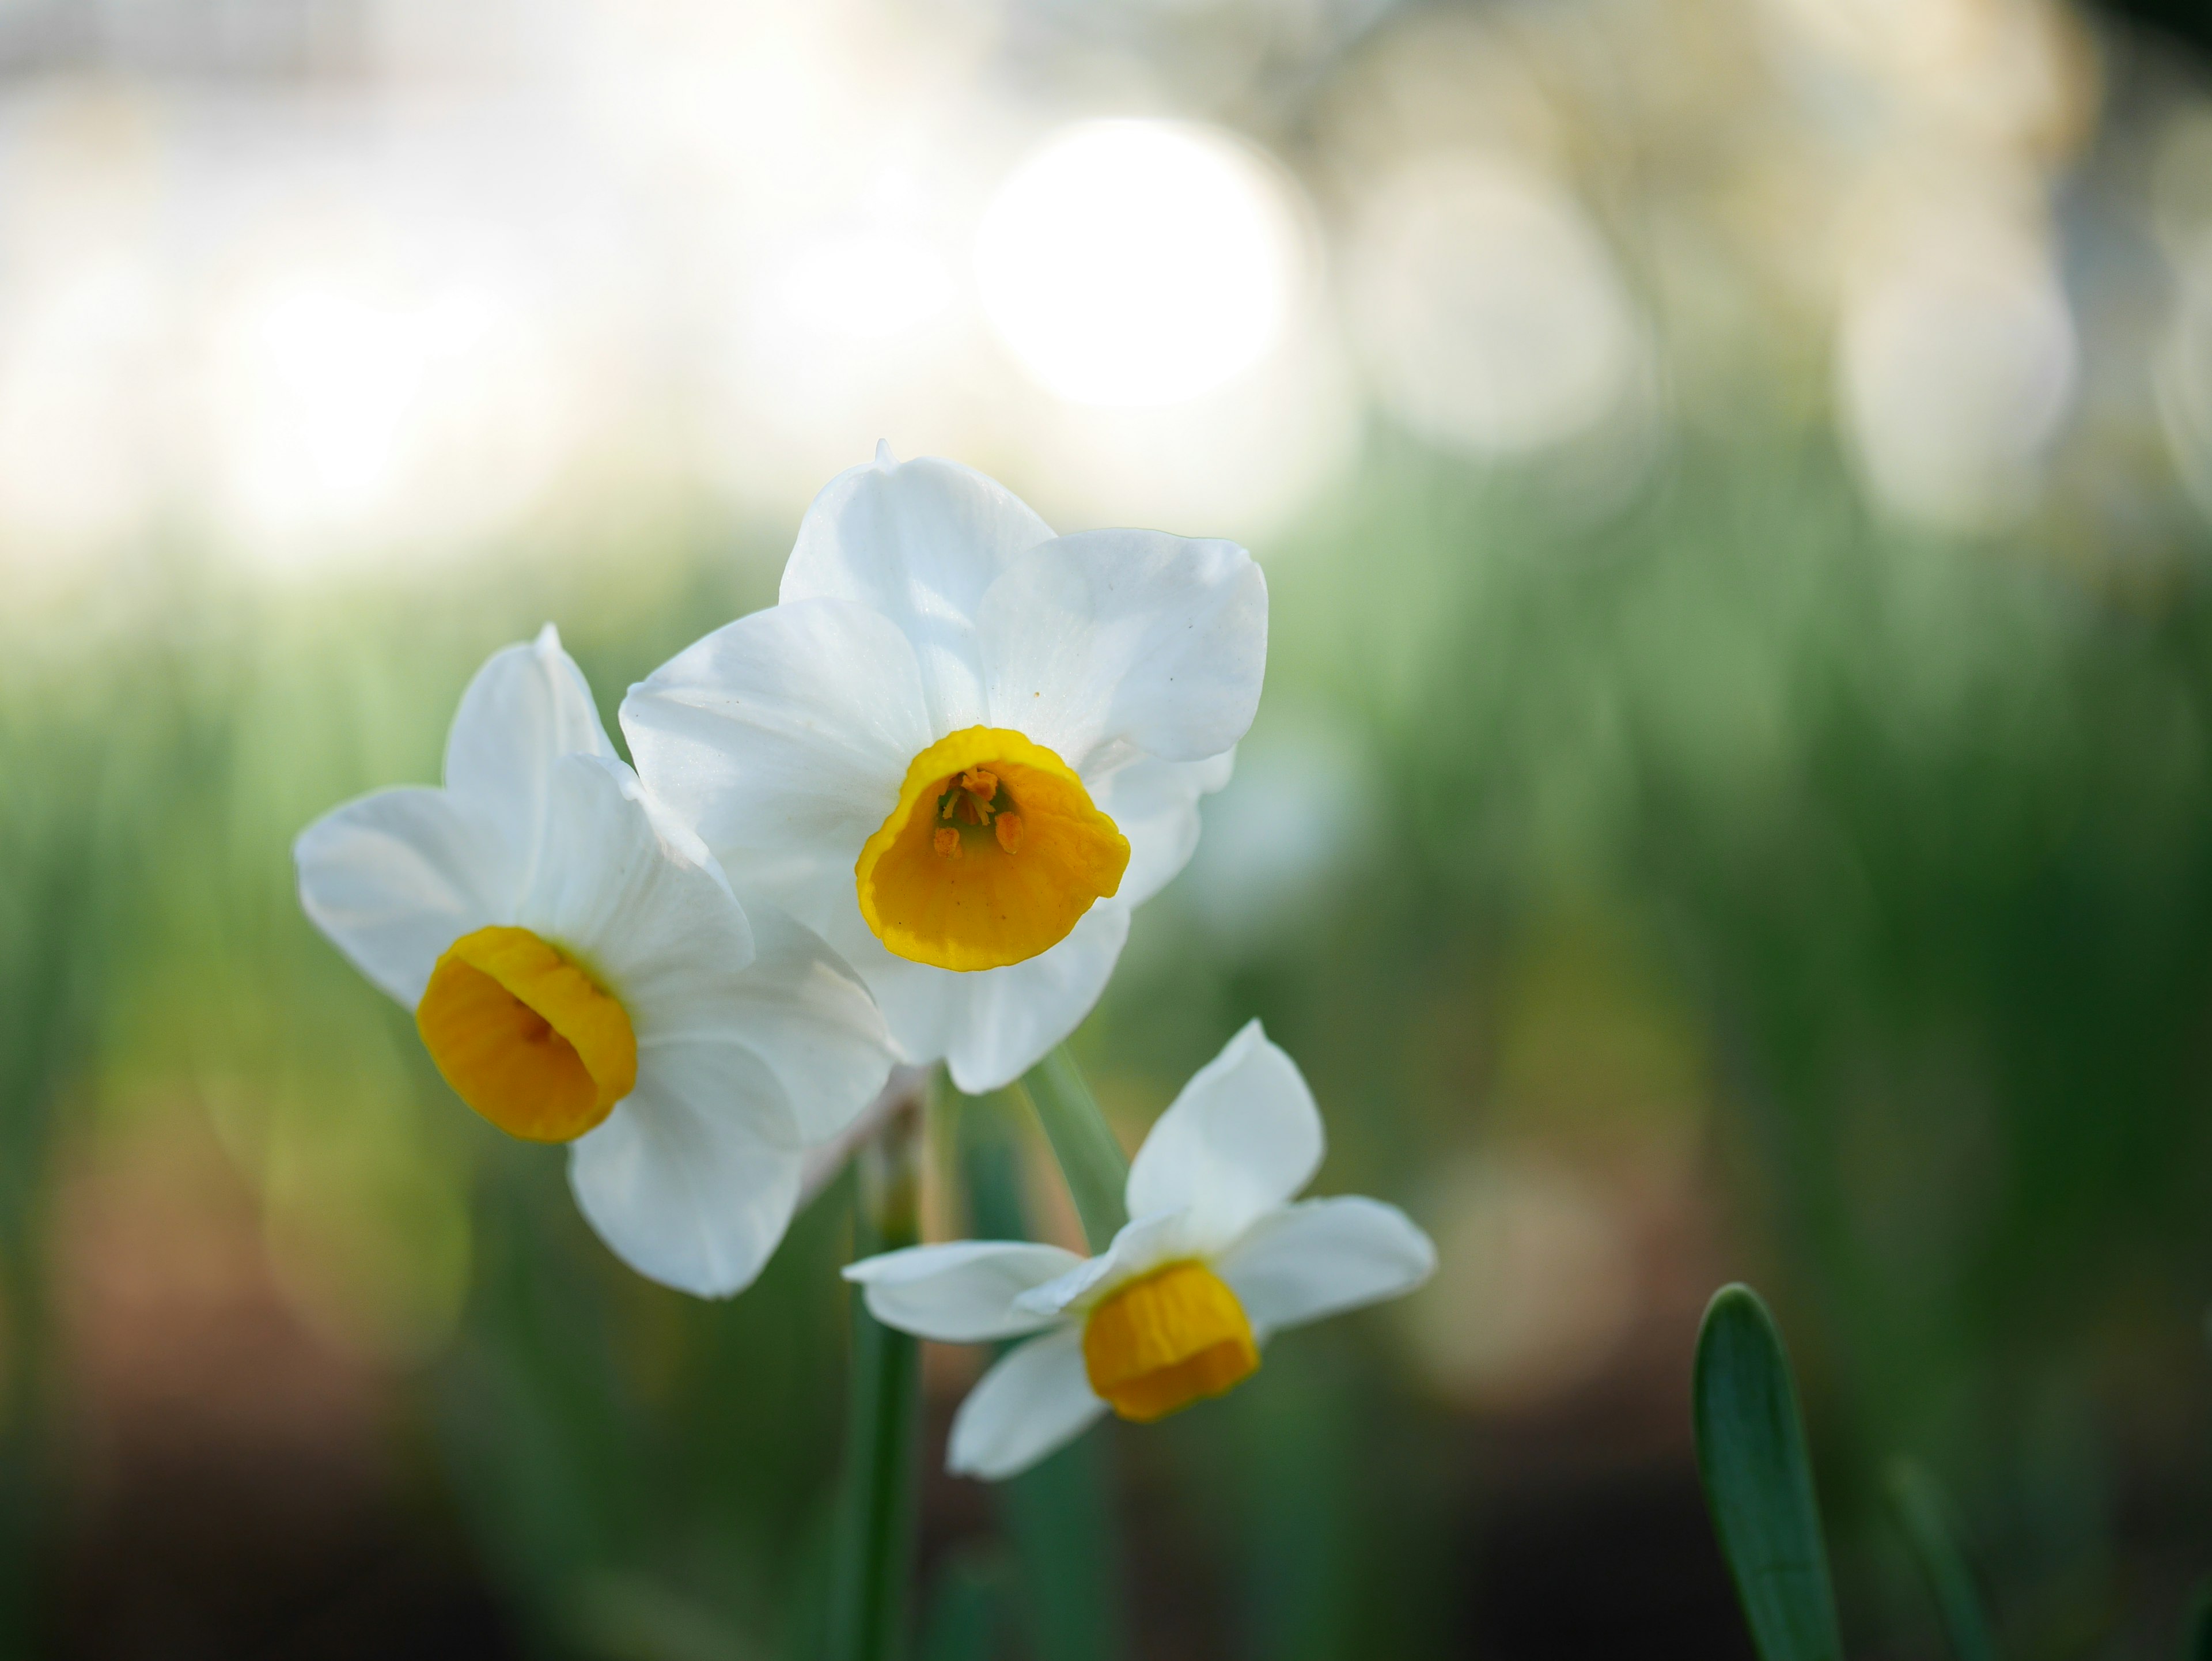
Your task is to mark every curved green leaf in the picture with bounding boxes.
[1884,1459,1996,1661]
[1693,1284,1844,1661]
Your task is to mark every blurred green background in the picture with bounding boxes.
[2,0,2211,1656]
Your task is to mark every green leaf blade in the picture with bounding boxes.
[1884,1458,1997,1661]
[1694,1284,1845,1661]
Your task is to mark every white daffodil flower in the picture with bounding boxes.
[621,447,1267,1093]
[294,625,895,1299]
[843,1021,1435,1480]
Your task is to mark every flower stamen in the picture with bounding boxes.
[855,726,1130,972]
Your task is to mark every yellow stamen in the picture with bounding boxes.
[934,826,963,860]
[415,925,637,1143]
[855,726,1129,972]
[1083,1261,1259,1422]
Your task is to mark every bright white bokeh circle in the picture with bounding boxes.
[974,120,1304,407]
[1839,219,2077,532]
[1346,152,1643,457]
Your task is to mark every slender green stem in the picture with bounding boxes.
[1018,1047,1128,1254]
[0,802,90,1656]
[959,1090,1126,1661]
[828,1092,925,1661]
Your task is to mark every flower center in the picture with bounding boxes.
[1081,1261,1260,1423]
[415,925,638,1143]
[855,725,1130,973]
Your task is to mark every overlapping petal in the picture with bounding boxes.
[790,867,1131,1095]
[1011,1208,1201,1318]
[1089,751,1234,907]
[979,528,1267,774]
[294,786,508,1005]
[844,1240,1086,1342]
[1124,1021,1324,1250]
[845,1017,1435,1481]
[623,450,1270,1093]
[569,1040,805,1299]
[723,899,898,1145]
[298,626,900,1304]
[622,599,933,868]
[1215,1196,1437,1340]
[523,759,891,1292]
[937,904,1134,1094]
[945,1326,1108,1481]
[782,448,1056,733]
[518,755,756,1016]
[445,624,617,890]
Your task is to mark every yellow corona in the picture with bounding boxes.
[1081,1261,1260,1422]
[415,925,638,1142]
[855,726,1130,972]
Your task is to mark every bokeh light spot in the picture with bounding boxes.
[974,120,1304,407]
[1346,151,1643,457]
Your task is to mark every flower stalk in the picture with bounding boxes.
[827,1093,925,1661]
[960,1089,1127,1661]
[1018,1046,1129,1254]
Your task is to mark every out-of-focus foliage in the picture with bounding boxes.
[6,426,2211,1654]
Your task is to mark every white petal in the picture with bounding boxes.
[569,1038,805,1297]
[1124,1021,1323,1251]
[1011,1208,1201,1318]
[979,529,1266,774]
[796,1065,929,1208]
[622,599,932,869]
[515,755,757,1025]
[1090,750,1234,907]
[945,1326,1108,1481]
[941,904,1131,1094]
[780,866,1131,1096]
[723,898,896,1146]
[1215,1197,1437,1340]
[294,786,508,1006]
[514,759,892,1149]
[444,624,618,885]
[843,1240,1086,1342]
[781,451,1056,734]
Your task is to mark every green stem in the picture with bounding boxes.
[1017,1047,1128,1254]
[827,1092,925,1661]
[960,1090,1126,1661]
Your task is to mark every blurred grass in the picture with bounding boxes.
[2,432,2210,1653]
